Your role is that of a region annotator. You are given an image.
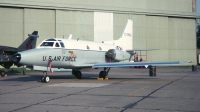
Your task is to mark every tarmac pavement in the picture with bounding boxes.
[0,66,199,112]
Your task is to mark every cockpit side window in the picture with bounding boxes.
[40,42,54,47]
[60,42,65,48]
[55,42,60,47]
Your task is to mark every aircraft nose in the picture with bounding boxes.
[12,53,21,63]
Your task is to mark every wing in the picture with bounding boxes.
[92,61,191,68]
[0,46,18,52]
[0,60,13,63]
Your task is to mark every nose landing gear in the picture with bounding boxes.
[41,71,50,83]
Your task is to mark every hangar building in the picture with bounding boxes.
[0,0,199,65]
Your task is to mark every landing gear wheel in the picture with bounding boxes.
[44,76,50,83]
[72,69,76,75]
[99,71,106,79]
[75,71,82,79]
[40,76,45,82]
[0,70,6,77]
[40,76,50,83]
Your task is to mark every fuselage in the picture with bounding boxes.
[14,38,130,69]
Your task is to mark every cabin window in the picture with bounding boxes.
[40,42,54,47]
[55,43,60,47]
[60,42,65,48]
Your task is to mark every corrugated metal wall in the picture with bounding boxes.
[24,8,56,43]
[2,0,192,12]
[55,10,93,41]
[0,0,197,65]
[0,8,23,47]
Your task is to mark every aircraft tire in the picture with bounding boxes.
[72,69,76,75]
[44,76,50,83]
[0,70,6,77]
[99,71,106,79]
[75,71,82,79]
[40,76,45,82]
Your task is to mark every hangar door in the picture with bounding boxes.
[0,8,23,47]
[24,8,55,46]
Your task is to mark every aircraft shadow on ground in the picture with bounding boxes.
[1,75,39,82]
[1,72,159,82]
[1,70,22,75]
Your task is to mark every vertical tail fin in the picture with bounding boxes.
[120,19,133,39]
[18,31,39,51]
[104,19,133,50]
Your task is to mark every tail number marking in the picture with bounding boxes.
[124,33,131,37]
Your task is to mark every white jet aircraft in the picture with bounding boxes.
[12,19,189,83]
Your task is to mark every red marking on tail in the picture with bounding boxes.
[27,44,32,50]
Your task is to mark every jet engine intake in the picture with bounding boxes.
[107,49,116,59]
[106,49,130,61]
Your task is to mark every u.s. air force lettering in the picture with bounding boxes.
[43,56,76,62]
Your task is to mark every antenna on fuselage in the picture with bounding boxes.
[63,35,64,39]
[77,38,79,41]
[68,34,72,40]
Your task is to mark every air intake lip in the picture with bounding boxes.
[12,53,21,63]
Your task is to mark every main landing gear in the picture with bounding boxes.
[98,67,111,79]
[72,69,82,79]
[72,68,111,79]
[0,70,6,77]
[41,71,50,83]
[40,67,111,82]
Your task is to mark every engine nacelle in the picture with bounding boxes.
[106,49,130,61]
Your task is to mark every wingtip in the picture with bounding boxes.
[179,60,192,63]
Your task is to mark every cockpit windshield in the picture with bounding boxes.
[60,42,65,48]
[40,42,54,47]
[45,39,56,41]
[39,39,65,48]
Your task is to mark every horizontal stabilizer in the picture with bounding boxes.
[126,49,159,54]
[28,34,39,38]
[126,49,159,52]
[28,31,39,38]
